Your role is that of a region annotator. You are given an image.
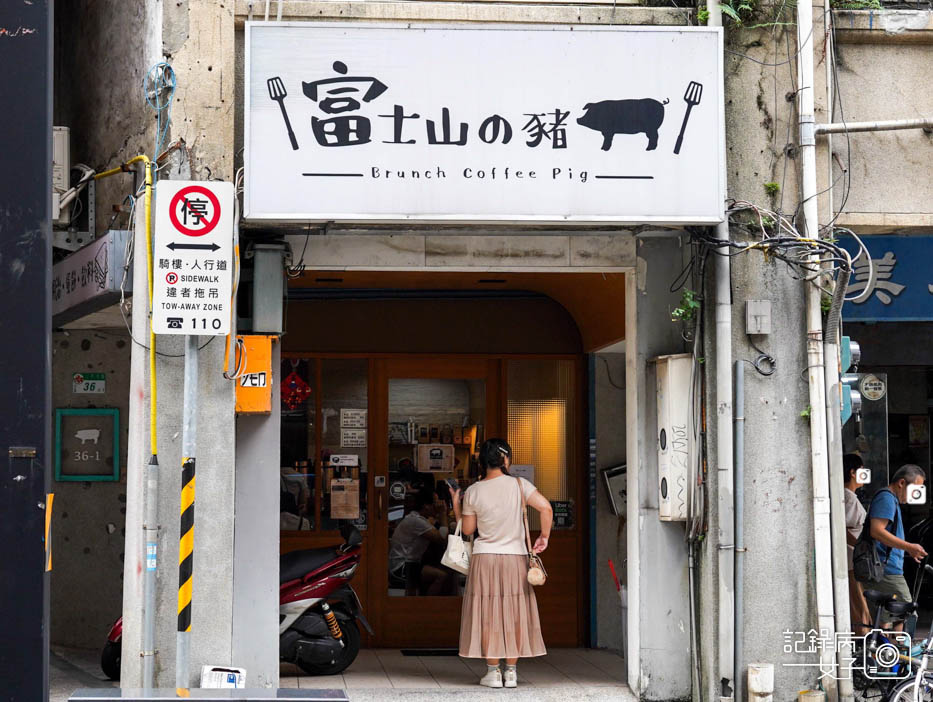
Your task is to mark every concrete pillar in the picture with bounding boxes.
[232,342,281,687]
[594,352,627,653]
[122,0,237,688]
[699,232,815,700]
[121,327,237,688]
[625,235,692,700]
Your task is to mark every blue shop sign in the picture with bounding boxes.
[839,235,933,322]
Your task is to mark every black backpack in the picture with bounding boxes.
[853,488,900,584]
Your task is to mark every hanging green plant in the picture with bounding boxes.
[671,289,701,323]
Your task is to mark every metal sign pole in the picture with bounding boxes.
[176,333,199,692]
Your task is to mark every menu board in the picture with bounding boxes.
[330,479,360,520]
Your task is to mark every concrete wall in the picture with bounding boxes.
[232,343,282,688]
[729,233,816,699]
[831,12,933,231]
[116,1,239,689]
[50,330,131,648]
[594,352,627,653]
[54,0,160,233]
[625,236,693,700]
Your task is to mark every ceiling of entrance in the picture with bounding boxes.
[290,271,626,352]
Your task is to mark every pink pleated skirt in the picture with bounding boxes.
[459,553,547,659]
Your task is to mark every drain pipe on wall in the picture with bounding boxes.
[796,0,839,698]
[824,269,855,702]
[706,0,736,697]
[734,362,745,702]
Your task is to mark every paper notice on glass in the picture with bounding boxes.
[341,428,367,448]
[341,409,367,428]
[330,479,360,520]
[510,465,535,484]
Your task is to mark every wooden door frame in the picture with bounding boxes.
[279,352,587,648]
[369,356,501,647]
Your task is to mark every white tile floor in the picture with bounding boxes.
[50,646,634,701]
[281,648,631,692]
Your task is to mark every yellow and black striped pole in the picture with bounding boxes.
[176,335,199,695]
[177,456,195,630]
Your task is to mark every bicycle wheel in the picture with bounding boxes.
[889,676,933,702]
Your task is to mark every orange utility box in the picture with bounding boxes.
[235,334,276,414]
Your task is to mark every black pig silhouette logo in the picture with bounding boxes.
[576,98,669,151]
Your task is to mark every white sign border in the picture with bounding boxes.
[244,21,726,226]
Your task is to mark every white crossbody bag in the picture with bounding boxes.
[441,519,472,575]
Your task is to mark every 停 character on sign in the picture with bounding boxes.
[302,61,388,147]
[181,196,210,226]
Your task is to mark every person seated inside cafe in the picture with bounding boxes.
[389,489,457,596]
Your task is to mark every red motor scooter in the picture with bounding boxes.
[102,524,372,679]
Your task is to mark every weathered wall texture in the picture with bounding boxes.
[50,330,131,648]
[164,0,236,182]
[54,0,161,233]
[699,230,820,701]
[698,6,827,699]
[832,11,933,230]
[626,236,693,700]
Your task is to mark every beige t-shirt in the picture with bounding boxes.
[462,475,538,555]
[844,487,866,571]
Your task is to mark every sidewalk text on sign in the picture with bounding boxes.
[152,181,234,336]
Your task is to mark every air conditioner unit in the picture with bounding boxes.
[52,126,71,225]
[655,353,695,522]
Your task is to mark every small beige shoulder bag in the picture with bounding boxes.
[518,479,548,587]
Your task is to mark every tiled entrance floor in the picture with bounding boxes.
[281,648,633,698]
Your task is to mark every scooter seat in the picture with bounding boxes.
[885,600,917,617]
[280,547,338,584]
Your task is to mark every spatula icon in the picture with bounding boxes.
[267,76,298,150]
[673,81,703,155]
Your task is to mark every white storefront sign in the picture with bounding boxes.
[245,23,724,224]
[152,180,234,335]
[52,229,132,327]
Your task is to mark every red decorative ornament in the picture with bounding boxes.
[282,369,312,410]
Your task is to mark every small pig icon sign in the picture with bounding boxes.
[577,98,669,151]
[75,429,101,445]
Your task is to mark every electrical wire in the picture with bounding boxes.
[145,62,177,179]
[747,337,777,376]
[600,356,625,391]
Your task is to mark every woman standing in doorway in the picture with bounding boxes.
[451,438,553,688]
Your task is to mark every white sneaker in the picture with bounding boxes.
[480,667,503,688]
[504,668,518,688]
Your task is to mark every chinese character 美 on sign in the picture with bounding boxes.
[848,252,906,306]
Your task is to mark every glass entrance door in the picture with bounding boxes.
[369,358,500,647]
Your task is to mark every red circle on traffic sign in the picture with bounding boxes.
[166,272,178,285]
[168,185,221,237]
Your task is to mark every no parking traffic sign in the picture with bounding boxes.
[152,181,234,335]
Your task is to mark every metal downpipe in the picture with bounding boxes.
[797,0,840,696]
[706,0,735,695]
[734,362,745,702]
